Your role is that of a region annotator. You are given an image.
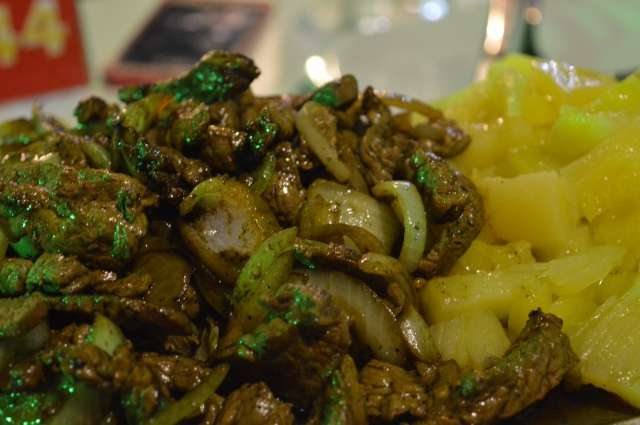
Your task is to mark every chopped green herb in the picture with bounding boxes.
[293,249,316,270]
[312,86,339,109]
[111,223,131,260]
[237,330,268,360]
[410,153,426,168]
[118,85,150,104]
[0,391,59,425]
[58,374,76,395]
[458,374,478,398]
[11,237,39,259]
[246,111,278,155]
[116,190,134,222]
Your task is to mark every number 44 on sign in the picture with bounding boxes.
[0,0,68,68]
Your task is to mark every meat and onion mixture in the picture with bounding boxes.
[0,51,576,424]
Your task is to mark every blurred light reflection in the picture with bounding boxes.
[358,15,391,35]
[305,54,341,87]
[483,0,508,55]
[420,0,450,22]
[525,6,542,25]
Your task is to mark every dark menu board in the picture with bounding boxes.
[107,0,269,85]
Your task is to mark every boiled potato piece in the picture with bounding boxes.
[563,125,640,222]
[422,263,546,323]
[570,280,640,407]
[431,316,469,367]
[541,245,625,296]
[481,55,571,124]
[547,297,597,333]
[462,311,511,369]
[481,170,579,258]
[506,280,553,338]
[587,74,640,114]
[596,269,637,304]
[451,118,550,176]
[431,310,510,369]
[449,121,514,174]
[592,206,640,274]
[439,55,614,128]
[497,145,559,178]
[450,239,535,275]
[425,247,623,328]
[299,179,401,254]
[546,105,614,162]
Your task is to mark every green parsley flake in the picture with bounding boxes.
[237,331,268,360]
[458,374,478,398]
[58,375,76,396]
[116,190,134,222]
[111,223,131,260]
[312,86,339,108]
[293,249,316,270]
[0,391,59,425]
[11,237,39,259]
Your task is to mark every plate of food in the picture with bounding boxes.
[0,50,638,425]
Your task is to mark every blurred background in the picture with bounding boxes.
[1,0,639,122]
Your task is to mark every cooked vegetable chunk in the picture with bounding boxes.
[228,283,351,409]
[231,228,296,333]
[481,170,579,258]
[431,310,511,369]
[0,295,48,339]
[179,176,280,285]
[0,162,157,267]
[295,101,351,183]
[363,311,577,424]
[120,51,259,105]
[145,364,229,425]
[307,355,366,425]
[571,280,640,408]
[409,152,484,277]
[372,180,427,273]
[300,179,401,255]
[215,382,293,425]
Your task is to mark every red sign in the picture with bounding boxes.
[0,0,87,102]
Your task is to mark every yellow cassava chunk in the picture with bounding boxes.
[596,269,637,304]
[450,239,535,275]
[546,105,615,162]
[481,170,578,258]
[439,55,612,125]
[486,55,562,124]
[571,280,640,407]
[506,280,553,338]
[430,316,469,367]
[433,82,490,124]
[441,55,615,179]
[450,122,510,174]
[563,125,640,222]
[422,263,546,323]
[497,145,559,178]
[463,311,510,369]
[427,246,623,331]
[431,311,510,370]
[547,296,597,332]
[542,245,625,296]
[587,74,640,114]
[592,207,640,269]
